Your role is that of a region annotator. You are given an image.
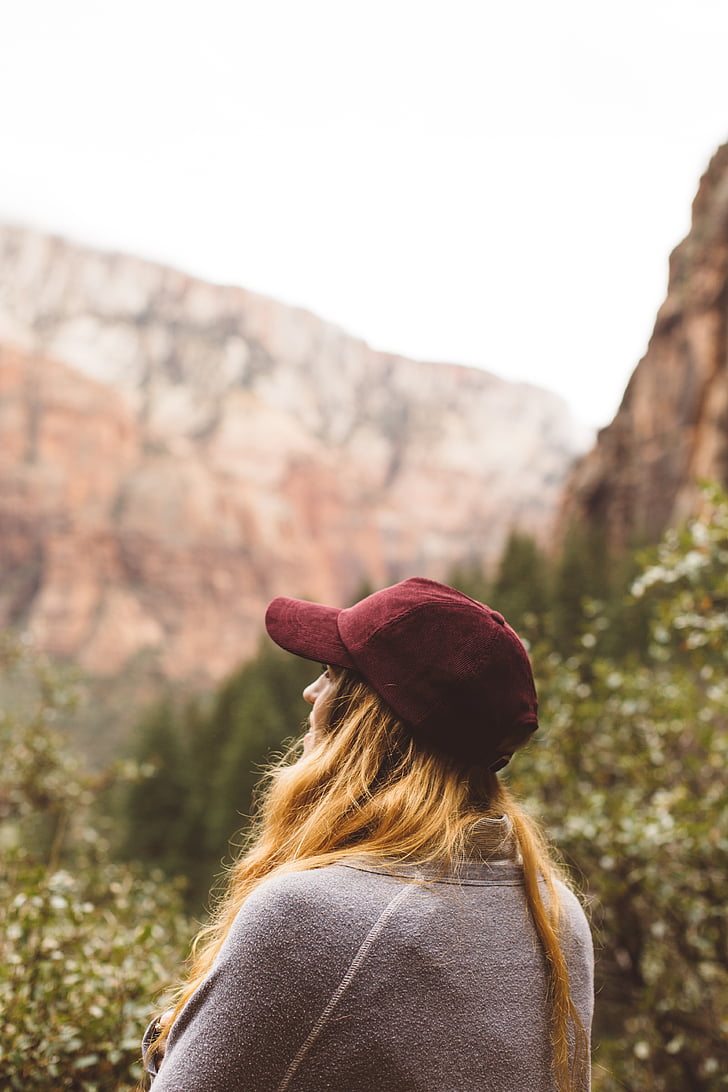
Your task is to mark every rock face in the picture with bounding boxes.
[0,225,585,680]
[558,144,728,549]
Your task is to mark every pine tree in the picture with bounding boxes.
[115,644,316,908]
[490,530,551,641]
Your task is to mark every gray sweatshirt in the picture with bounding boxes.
[146,820,594,1091]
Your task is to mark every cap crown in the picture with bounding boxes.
[337,578,538,765]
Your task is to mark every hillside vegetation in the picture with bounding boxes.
[2,491,727,1090]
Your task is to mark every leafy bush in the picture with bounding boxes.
[509,490,728,1090]
[0,638,192,1091]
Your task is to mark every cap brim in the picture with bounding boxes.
[265,596,356,669]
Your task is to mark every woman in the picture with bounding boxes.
[143,578,594,1091]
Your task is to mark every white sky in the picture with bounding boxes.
[1,0,727,430]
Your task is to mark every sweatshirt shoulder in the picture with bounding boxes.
[225,864,392,950]
[246,862,372,910]
[554,880,593,952]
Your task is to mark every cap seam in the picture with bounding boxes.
[348,596,491,644]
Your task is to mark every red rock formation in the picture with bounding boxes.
[558,144,728,548]
[0,227,586,680]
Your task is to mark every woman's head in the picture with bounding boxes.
[255,663,516,869]
[267,577,539,773]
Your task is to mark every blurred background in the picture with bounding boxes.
[1,2,727,1089]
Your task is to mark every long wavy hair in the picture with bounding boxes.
[149,667,588,1091]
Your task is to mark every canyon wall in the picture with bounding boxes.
[558,143,728,548]
[0,225,585,680]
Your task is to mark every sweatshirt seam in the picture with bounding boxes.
[275,883,417,1092]
[338,862,524,887]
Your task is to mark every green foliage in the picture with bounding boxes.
[203,646,314,853]
[550,525,612,652]
[0,638,192,1091]
[491,530,552,641]
[631,482,728,668]
[113,697,210,892]
[115,642,316,908]
[445,558,491,605]
[9,492,726,1090]
[446,528,647,655]
[508,490,728,1091]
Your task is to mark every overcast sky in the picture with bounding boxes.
[2,0,727,429]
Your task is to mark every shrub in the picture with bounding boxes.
[510,491,728,1091]
[0,637,192,1091]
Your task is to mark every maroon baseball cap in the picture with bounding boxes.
[265,577,538,769]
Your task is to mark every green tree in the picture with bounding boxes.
[490,530,551,641]
[115,643,316,908]
[445,559,491,606]
[550,524,612,652]
[204,644,315,860]
[115,697,213,894]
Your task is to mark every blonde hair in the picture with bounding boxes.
[150,669,588,1090]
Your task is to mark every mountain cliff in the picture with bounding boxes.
[558,143,728,548]
[0,224,585,680]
